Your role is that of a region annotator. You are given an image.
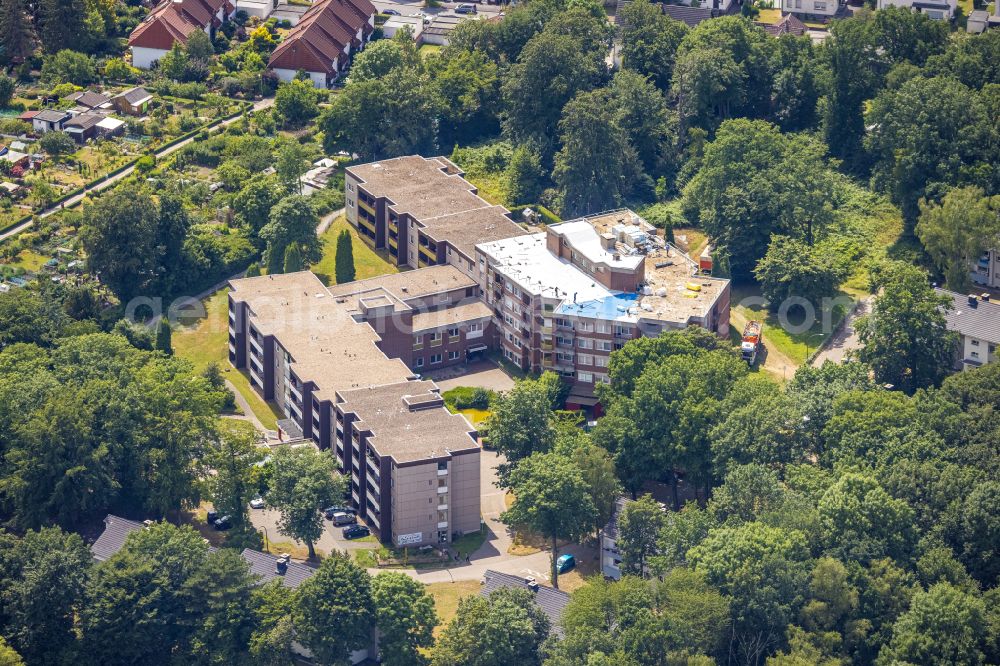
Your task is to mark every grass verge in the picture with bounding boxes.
[172,287,283,430]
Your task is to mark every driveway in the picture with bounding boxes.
[426,360,516,392]
[811,296,871,366]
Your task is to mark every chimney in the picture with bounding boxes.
[524,577,539,592]
[981,293,991,302]
[275,554,290,574]
[968,294,979,307]
[142,520,154,528]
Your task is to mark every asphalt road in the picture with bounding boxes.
[0,96,275,243]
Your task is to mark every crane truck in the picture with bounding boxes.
[740,320,762,366]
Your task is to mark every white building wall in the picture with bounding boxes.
[961,334,998,368]
[971,249,1000,289]
[131,46,169,69]
[783,0,838,15]
[877,0,955,18]
[272,68,329,88]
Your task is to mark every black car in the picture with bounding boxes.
[213,515,232,531]
[324,506,356,520]
[343,525,370,540]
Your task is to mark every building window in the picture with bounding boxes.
[595,356,609,368]
[971,339,980,346]
[468,322,483,333]
[438,461,447,471]
[415,357,424,368]
[597,340,613,352]
[447,327,460,338]
[578,338,593,349]
[814,0,825,8]
[430,353,442,364]
[578,371,593,383]
[578,353,593,366]
[595,321,612,334]
[448,351,459,360]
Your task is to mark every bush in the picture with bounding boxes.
[0,119,31,136]
[41,50,97,86]
[443,386,494,410]
[136,155,156,173]
[39,131,77,156]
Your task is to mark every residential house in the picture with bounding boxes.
[479,570,570,636]
[972,249,1000,289]
[877,0,955,19]
[128,0,236,69]
[111,87,154,116]
[267,0,377,88]
[783,0,840,18]
[967,3,1000,31]
[0,148,30,170]
[64,114,103,144]
[235,0,275,19]
[936,290,1000,370]
[63,91,112,111]
[31,109,71,134]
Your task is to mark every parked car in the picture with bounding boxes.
[249,497,265,509]
[213,515,233,531]
[343,525,370,540]
[331,511,356,526]
[455,3,477,12]
[556,553,576,574]
[324,506,355,520]
[206,509,218,524]
[384,8,400,14]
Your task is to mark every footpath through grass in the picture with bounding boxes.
[311,215,399,286]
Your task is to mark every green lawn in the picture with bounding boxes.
[455,407,491,427]
[311,216,399,286]
[172,287,283,430]
[426,580,481,639]
[11,249,50,272]
[419,44,443,58]
[756,7,783,23]
[729,285,855,366]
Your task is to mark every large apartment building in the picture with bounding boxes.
[344,155,527,278]
[475,211,731,409]
[227,270,482,547]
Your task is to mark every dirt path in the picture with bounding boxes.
[729,306,799,381]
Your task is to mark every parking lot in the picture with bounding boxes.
[249,506,376,557]
[371,0,506,19]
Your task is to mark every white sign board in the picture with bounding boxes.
[396,532,423,546]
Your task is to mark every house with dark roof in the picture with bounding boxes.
[64,114,104,144]
[480,570,570,636]
[936,289,1000,370]
[91,515,147,561]
[112,87,154,116]
[32,109,71,134]
[129,0,236,69]
[267,0,377,88]
[64,91,112,110]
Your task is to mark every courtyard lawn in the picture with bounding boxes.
[11,249,50,272]
[756,7,783,22]
[172,287,283,431]
[311,215,399,286]
[419,44,443,58]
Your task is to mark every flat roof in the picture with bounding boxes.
[337,380,478,464]
[229,272,412,399]
[347,155,493,222]
[548,219,643,271]
[478,233,613,303]
[327,264,476,303]
[411,300,494,332]
[420,205,527,262]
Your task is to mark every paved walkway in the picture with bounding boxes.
[0,96,275,243]
[427,360,517,392]
[811,296,871,366]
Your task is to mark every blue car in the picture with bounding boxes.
[556,553,575,574]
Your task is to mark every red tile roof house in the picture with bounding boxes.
[267,0,377,89]
[128,0,236,69]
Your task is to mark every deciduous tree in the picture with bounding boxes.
[501,452,596,588]
[293,554,375,665]
[265,445,344,560]
[916,186,1000,293]
[371,571,438,666]
[617,494,665,576]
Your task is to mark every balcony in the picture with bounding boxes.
[367,456,379,477]
[541,341,553,351]
[437,486,448,494]
[437,468,448,476]
[352,489,360,504]
[419,244,437,261]
[438,503,448,511]
[288,382,302,403]
[228,341,236,355]
[437,521,448,529]
[248,335,263,356]
[367,512,380,529]
[449,335,460,344]
[430,337,443,347]
[412,342,424,350]
[249,367,263,388]
[388,237,397,250]
[228,324,236,338]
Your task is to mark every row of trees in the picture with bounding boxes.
[0,521,440,666]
